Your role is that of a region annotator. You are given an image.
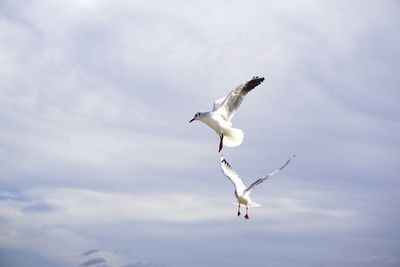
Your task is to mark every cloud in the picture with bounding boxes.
[1,1,399,267]
[22,202,57,213]
[80,257,107,267]
[0,247,74,267]
[0,187,356,226]
[79,249,166,267]
[121,262,165,267]
[82,249,100,257]
[0,186,378,266]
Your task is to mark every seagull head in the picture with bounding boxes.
[189,112,201,123]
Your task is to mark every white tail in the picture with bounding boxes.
[248,201,261,208]
[223,127,244,147]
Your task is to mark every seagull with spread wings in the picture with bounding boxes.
[220,155,295,219]
[189,76,265,152]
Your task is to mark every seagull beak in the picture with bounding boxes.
[189,117,195,123]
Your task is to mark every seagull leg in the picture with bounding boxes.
[237,204,241,216]
[244,206,249,220]
[218,133,224,152]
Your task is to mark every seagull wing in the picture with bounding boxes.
[245,155,295,194]
[216,76,265,121]
[220,156,246,195]
[212,96,226,111]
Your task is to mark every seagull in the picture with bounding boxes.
[220,155,295,219]
[189,76,265,152]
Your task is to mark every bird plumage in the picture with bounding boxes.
[189,76,265,152]
[220,155,295,219]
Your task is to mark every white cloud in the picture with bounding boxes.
[0,186,360,266]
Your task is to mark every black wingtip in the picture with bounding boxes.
[252,76,265,81]
[221,157,231,168]
[248,76,265,88]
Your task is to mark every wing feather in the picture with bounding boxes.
[213,96,226,111]
[245,155,295,194]
[216,76,265,121]
[220,156,246,194]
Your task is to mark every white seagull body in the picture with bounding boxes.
[189,76,265,152]
[220,155,295,219]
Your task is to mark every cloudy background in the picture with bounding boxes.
[1,0,399,266]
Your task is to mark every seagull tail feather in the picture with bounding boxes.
[222,127,244,147]
[248,201,261,208]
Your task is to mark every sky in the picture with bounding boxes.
[0,0,399,267]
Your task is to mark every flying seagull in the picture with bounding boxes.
[220,155,295,219]
[189,76,265,152]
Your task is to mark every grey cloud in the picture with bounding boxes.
[82,249,100,257]
[80,257,107,267]
[79,249,166,267]
[121,262,165,267]
[0,191,58,213]
[0,190,30,202]
[0,247,74,267]
[22,202,57,213]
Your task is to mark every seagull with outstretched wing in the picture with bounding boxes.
[220,155,295,219]
[189,76,265,152]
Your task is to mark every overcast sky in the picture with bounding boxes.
[1,1,399,267]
